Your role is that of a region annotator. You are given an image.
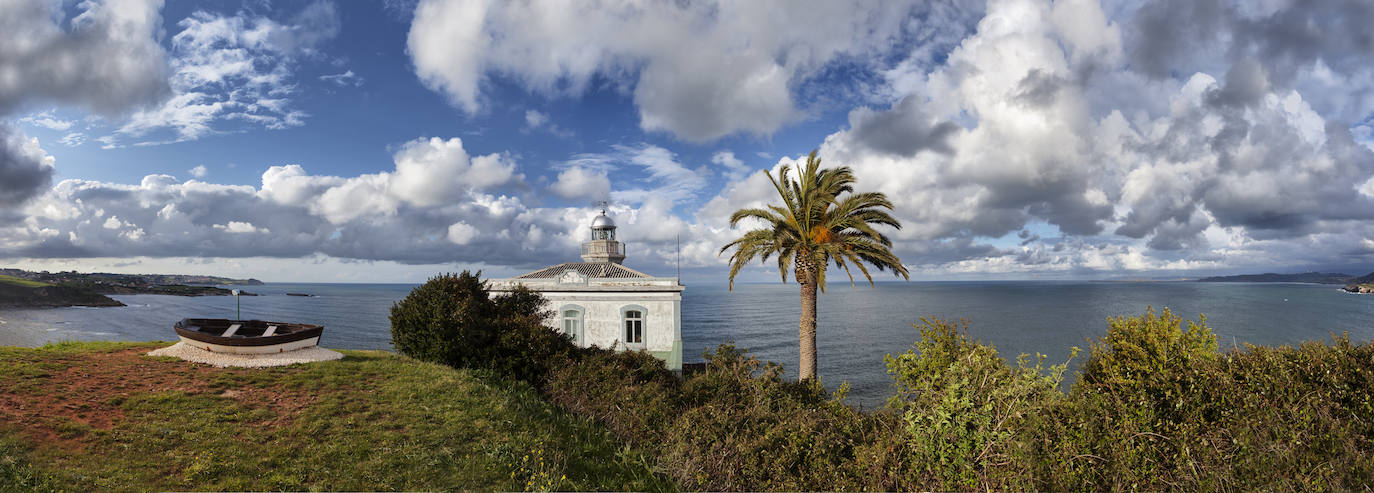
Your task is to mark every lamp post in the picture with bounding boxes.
[232,289,241,319]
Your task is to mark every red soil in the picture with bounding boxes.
[0,346,314,449]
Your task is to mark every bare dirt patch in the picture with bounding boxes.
[0,346,316,448]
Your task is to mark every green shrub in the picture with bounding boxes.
[389,271,573,382]
[451,298,1374,490]
[664,344,868,491]
[545,347,679,446]
[882,318,1072,491]
[1079,306,1218,395]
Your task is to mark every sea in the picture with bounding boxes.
[3,281,1372,409]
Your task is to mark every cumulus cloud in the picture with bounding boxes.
[213,221,268,234]
[846,96,961,156]
[188,165,207,178]
[704,0,1374,276]
[549,167,611,201]
[8,0,1374,279]
[407,0,926,141]
[0,135,544,264]
[0,0,170,115]
[1127,0,1374,123]
[0,124,55,208]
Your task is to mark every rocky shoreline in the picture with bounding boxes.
[1344,283,1374,294]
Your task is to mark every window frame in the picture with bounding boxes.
[560,304,585,346]
[621,305,646,348]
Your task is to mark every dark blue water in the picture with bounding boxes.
[3,281,1372,408]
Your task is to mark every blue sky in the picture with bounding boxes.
[2,0,1374,283]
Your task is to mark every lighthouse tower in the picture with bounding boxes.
[581,209,626,264]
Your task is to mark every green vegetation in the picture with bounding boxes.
[389,271,576,383]
[537,308,1374,490]
[720,150,909,380]
[0,268,246,303]
[0,279,123,309]
[381,274,1374,490]
[0,274,52,288]
[10,272,1374,491]
[0,342,669,492]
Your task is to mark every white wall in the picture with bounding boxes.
[542,292,680,353]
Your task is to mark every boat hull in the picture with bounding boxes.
[173,318,325,355]
[177,335,321,354]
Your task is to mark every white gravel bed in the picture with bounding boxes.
[147,341,344,367]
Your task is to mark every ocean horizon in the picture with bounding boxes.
[3,280,1371,408]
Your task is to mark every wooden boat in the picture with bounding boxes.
[174,318,324,354]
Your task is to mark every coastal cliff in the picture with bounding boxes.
[1343,272,1374,293]
[0,269,260,308]
[0,276,123,308]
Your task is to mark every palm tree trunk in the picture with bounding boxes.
[797,257,818,381]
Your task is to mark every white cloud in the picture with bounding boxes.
[58,133,85,147]
[0,124,55,206]
[407,0,921,141]
[319,70,363,87]
[601,144,708,205]
[710,151,751,183]
[188,165,208,178]
[7,0,1374,280]
[105,1,341,146]
[388,137,518,207]
[524,110,548,129]
[0,0,170,115]
[1359,176,1374,198]
[446,221,477,245]
[700,0,1374,276]
[213,221,268,234]
[522,109,572,137]
[259,136,520,224]
[18,111,76,131]
[549,167,611,201]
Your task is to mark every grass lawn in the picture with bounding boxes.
[0,275,51,288]
[0,341,672,492]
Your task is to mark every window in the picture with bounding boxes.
[623,309,643,345]
[561,306,583,346]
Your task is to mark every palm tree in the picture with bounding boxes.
[720,150,909,381]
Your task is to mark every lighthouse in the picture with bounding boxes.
[486,208,685,372]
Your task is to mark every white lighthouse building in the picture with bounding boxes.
[487,209,685,371]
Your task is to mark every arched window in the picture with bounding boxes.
[560,305,584,346]
[621,305,645,347]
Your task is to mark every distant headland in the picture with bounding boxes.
[1194,271,1374,294]
[1195,272,1356,284]
[0,268,263,309]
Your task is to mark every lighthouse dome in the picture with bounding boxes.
[591,212,616,229]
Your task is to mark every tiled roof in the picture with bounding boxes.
[514,262,653,279]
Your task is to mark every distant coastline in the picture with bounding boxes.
[1191,270,1374,294]
[1194,272,1356,284]
[0,268,263,309]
